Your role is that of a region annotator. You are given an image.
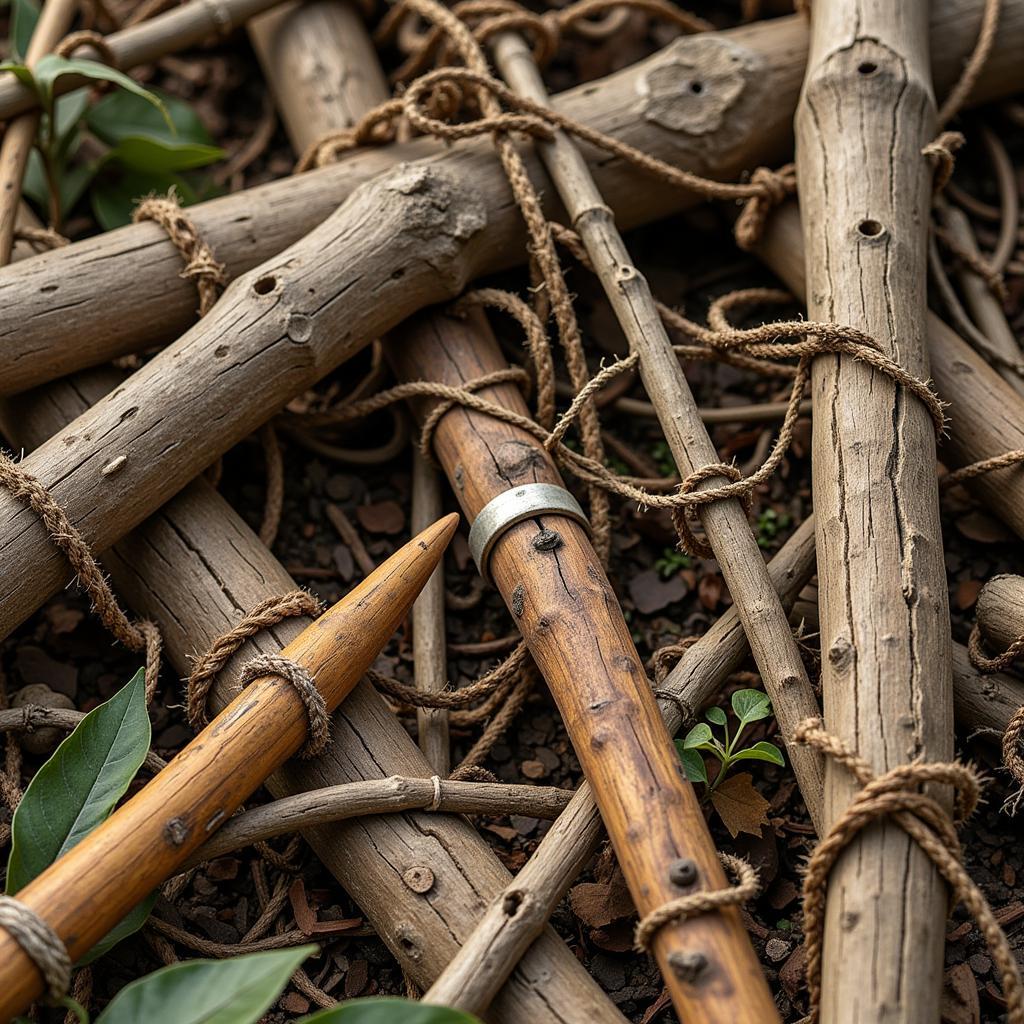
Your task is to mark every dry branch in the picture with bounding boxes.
[794,3,952,1018]
[0,366,628,1024]
[976,575,1024,654]
[0,0,1020,396]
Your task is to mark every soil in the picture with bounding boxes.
[2,2,1023,1022]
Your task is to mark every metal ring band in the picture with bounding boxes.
[468,483,589,583]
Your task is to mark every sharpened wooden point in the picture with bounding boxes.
[0,512,459,1022]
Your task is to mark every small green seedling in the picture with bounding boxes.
[654,546,692,579]
[676,688,785,794]
[755,507,792,550]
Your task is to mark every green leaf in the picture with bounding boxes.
[682,722,713,749]
[732,741,786,767]
[11,0,39,61]
[6,669,150,894]
[54,87,91,141]
[87,88,212,147]
[95,946,318,1024]
[704,706,727,726]
[675,742,708,786]
[0,60,36,90]
[731,688,772,726]
[299,999,483,1023]
[79,890,157,965]
[33,55,170,126]
[90,168,197,230]
[105,136,223,174]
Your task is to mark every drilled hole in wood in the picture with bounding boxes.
[857,218,885,238]
[253,275,278,295]
[502,891,524,917]
[689,80,703,94]
[858,61,878,75]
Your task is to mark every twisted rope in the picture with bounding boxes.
[0,895,71,1003]
[794,718,1024,1024]
[239,654,330,759]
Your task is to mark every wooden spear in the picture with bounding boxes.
[0,0,1018,396]
[487,24,824,829]
[388,309,778,1023]
[0,513,459,1019]
[794,3,953,1019]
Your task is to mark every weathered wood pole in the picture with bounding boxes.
[0,0,1020,395]
[976,576,1024,654]
[0,516,458,1019]
[388,309,777,1023]
[491,28,824,831]
[1,367,628,1024]
[795,4,953,1020]
[754,202,1024,542]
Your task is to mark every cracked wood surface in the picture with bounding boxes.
[0,367,627,1024]
[0,0,1020,395]
[794,2,953,1021]
[977,575,1024,655]
[388,309,773,1023]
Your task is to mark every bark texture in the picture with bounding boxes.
[0,0,1020,395]
[977,575,1024,653]
[795,4,952,1020]
[0,368,627,1024]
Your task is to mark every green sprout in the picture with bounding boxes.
[654,546,692,579]
[676,688,785,794]
[756,507,792,550]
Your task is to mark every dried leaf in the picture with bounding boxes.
[355,500,405,535]
[697,572,723,610]
[711,772,770,838]
[956,511,1014,544]
[569,873,635,929]
[955,579,983,611]
[941,963,980,1024]
[628,568,687,614]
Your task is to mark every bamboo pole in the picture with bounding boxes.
[491,27,823,831]
[388,310,777,1023]
[1,368,626,1024]
[0,515,458,1019]
[794,4,952,1020]
[0,0,1020,395]
[0,0,79,263]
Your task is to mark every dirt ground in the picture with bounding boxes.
[2,2,1024,1021]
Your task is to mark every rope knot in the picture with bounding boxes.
[733,163,796,251]
[922,130,965,193]
[671,461,748,558]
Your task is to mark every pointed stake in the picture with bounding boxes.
[0,513,458,1020]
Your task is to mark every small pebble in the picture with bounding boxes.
[765,937,792,962]
[969,953,992,976]
[521,758,548,780]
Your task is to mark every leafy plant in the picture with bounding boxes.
[95,946,317,1024]
[5,669,155,960]
[755,507,792,550]
[654,546,692,579]
[301,999,484,1022]
[676,687,784,794]
[3,0,222,229]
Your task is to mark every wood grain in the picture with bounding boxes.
[388,309,775,1023]
[0,515,458,1018]
[977,575,1024,654]
[1,367,628,1024]
[0,0,1019,395]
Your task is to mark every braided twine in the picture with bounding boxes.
[794,718,1024,1024]
[0,895,71,1003]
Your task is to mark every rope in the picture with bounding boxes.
[0,452,162,700]
[132,191,227,317]
[239,654,330,759]
[633,852,759,952]
[794,718,1024,1024]
[941,449,1024,489]
[937,0,1002,128]
[186,590,323,729]
[0,895,71,1003]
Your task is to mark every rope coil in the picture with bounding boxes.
[0,895,71,1003]
[239,653,330,759]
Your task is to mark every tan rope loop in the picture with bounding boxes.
[941,449,1024,489]
[53,28,116,63]
[186,590,323,730]
[936,0,1001,128]
[794,718,1024,1024]
[13,225,69,250]
[132,191,227,316]
[239,653,330,759]
[671,461,750,558]
[923,130,965,194]
[935,221,1009,302]
[0,452,162,700]
[0,895,71,1003]
[633,852,759,952]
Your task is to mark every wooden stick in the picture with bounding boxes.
[976,575,1024,654]
[412,452,451,773]
[0,0,79,263]
[0,514,458,1019]
[794,4,952,1019]
[753,203,1024,542]
[0,0,1019,396]
[388,310,777,1023]
[491,29,824,834]
[183,777,572,868]
[1,368,628,1024]
[0,0,292,119]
